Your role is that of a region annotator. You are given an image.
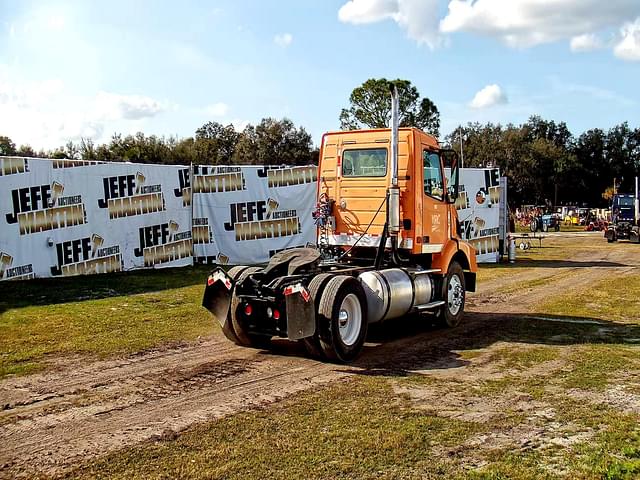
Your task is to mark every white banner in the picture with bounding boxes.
[0,158,502,280]
[192,165,318,266]
[0,157,192,280]
[455,168,502,263]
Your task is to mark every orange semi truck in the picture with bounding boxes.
[203,87,477,362]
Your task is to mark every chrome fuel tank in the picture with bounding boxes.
[359,268,434,323]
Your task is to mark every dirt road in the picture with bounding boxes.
[1,234,638,478]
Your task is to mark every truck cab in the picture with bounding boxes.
[606,194,639,243]
[318,127,476,283]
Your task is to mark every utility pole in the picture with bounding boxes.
[459,126,465,169]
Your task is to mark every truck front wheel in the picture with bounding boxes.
[317,275,368,363]
[437,261,466,328]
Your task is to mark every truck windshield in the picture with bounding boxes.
[342,148,387,177]
[615,197,634,207]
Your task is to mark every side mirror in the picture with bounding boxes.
[440,149,460,204]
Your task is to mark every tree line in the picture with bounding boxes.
[1,77,638,207]
[444,118,640,208]
[0,117,317,167]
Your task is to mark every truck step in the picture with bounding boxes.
[410,269,441,276]
[413,300,445,311]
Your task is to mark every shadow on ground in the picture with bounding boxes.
[269,310,640,376]
[0,265,214,314]
[482,259,631,269]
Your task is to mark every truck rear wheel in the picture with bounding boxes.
[437,261,466,328]
[230,267,271,348]
[218,266,251,344]
[317,275,368,363]
[301,273,334,359]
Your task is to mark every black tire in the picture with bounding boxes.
[437,261,466,328]
[230,267,271,348]
[317,275,368,363]
[218,266,250,344]
[530,218,537,232]
[555,224,560,232]
[301,273,334,359]
[542,223,549,233]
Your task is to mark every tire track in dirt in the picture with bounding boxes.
[0,237,638,478]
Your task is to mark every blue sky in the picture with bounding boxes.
[1,0,639,149]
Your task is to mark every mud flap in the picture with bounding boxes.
[202,268,234,327]
[464,271,476,292]
[631,227,640,244]
[285,285,316,341]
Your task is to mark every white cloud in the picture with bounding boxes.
[570,33,602,52]
[338,0,441,49]
[0,67,167,149]
[614,17,640,61]
[94,91,166,121]
[338,0,397,24]
[204,102,230,117]
[338,0,640,54]
[274,33,293,48]
[440,0,640,48]
[469,84,508,109]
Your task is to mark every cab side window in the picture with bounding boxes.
[423,151,444,200]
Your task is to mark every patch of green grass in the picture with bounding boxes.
[475,236,606,284]
[497,270,575,295]
[490,345,559,370]
[0,266,217,378]
[557,346,639,390]
[541,274,640,324]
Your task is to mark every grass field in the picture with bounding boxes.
[3,234,639,479]
[0,265,215,378]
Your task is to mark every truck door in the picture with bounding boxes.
[421,148,448,253]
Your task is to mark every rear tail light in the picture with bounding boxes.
[272,309,280,320]
[244,304,253,316]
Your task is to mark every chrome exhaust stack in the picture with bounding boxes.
[633,177,640,227]
[388,84,400,236]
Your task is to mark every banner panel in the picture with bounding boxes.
[455,168,502,263]
[0,157,192,280]
[192,165,317,265]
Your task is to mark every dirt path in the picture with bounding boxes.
[1,235,638,478]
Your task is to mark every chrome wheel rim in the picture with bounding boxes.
[338,294,362,346]
[447,274,464,316]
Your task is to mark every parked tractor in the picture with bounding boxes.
[530,212,561,232]
[202,87,478,362]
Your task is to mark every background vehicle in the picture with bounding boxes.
[202,87,477,362]
[605,186,640,243]
[530,212,560,232]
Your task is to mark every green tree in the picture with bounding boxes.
[0,135,16,155]
[233,118,313,166]
[16,144,36,157]
[340,78,440,136]
[194,122,240,164]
